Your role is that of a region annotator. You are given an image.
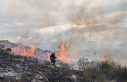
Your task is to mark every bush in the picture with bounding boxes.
[77,57,127,82]
[84,68,93,78]
[97,73,107,82]
[77,58,91,71]
[113,66,127,82]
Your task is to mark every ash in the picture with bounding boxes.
[0,49,84,82]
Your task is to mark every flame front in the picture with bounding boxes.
[57,41,71,63]
[11,45,36,57]
[59,42,68,59]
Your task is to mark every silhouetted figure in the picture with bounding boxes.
[50,52,57,65]
[6,48,12,52]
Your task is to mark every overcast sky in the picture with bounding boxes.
[0,0,127,65]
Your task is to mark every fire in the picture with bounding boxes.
[58,41,68,59]
[11,45,36,57]
[100,55,111,63]
[57,41,71,63]
[45,51,52,61]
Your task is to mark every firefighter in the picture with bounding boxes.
[50,52,57,65]
[6,48,12,52]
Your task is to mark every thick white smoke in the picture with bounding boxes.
[0,0,127,65]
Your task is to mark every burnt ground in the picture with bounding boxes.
[0,49,85,82]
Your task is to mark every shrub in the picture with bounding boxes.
[77,57,127,82]
[97,73,107,82]
[84,68,93,78]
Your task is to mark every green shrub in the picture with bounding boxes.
[84,68,93,78]
[97,73,107,82]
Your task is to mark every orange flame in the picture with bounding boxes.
[59,41,68,59]
[11,45,36,57]
[100,55,111,63]
[57,41,71,63]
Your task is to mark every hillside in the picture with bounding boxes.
[0,40,127,82]
[0,40,50,61]
[0,49,84,82]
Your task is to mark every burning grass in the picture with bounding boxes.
[57,41,72,64]
[46,41,72,64]
[11,45,36,57]
[1,40,127,82]
[0,46,127,82]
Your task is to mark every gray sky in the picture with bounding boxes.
[0,0,127,65]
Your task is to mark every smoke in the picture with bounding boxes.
[0,0,127,65]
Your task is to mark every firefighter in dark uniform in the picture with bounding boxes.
[50,52,57,65]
